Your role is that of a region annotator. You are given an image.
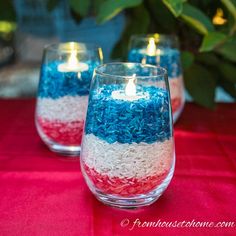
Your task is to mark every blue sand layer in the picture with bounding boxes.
[128,47,182,78]
[85,85,172,144]
[38,60,100,98]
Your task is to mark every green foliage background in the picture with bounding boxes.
[1,0,236,107]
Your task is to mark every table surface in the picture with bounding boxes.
[0,100,236,236]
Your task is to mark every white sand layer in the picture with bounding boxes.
[37,95,88,122]
[82,134,174,179]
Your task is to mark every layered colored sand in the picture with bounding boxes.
[37,117,84,145]
[81,85,174,197]
[128,48,185,120]
[84,165,169,196]
[36,61,99,147]
[82,134,173,197]
[36,96,87,146]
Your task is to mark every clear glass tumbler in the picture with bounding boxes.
[80,62,175,208]
[35,42,103,156]
[128,34,185,123]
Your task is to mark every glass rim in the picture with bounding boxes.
[44,42,102,53]
[94,62,168,79]
[130,34,179,48]
[130,33,178,41]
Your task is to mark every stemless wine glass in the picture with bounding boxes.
[128,34,185,123]
[80,62,175,208]
[35,42,103,156]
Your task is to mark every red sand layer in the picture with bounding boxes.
[171,97,182,113]
[84,164,169,197]
[37,117,84,145]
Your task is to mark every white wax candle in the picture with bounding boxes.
[138,38,163,65]
[139,48,162,57]
[138,38,163,56]
[57,50,89,73]
[58,62,89,73]
[111,90,148,101]
[111,75,148,101]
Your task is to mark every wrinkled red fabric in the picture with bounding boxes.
[0,99,235,236]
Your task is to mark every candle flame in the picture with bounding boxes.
[67,50,79,70]
[125,75,136,96]
[57,42,89,73]
[147,38,156,56]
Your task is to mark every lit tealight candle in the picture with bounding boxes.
[58,50,89,73]
[140,37,162,65]
[111,75,148,101]
[146,38,156,56]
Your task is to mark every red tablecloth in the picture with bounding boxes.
[0,99,236,236]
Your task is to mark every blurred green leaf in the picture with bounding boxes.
[184,63,216,108]
[180,3,214,35]
[146,0,176,32]
[181,51,194,69]
[97,0,142,24]
[219,62,236,83]
[221,0,236,20]
[219,79,236,99]
[199,32,227,52]
[47,0,59,11]
[93,0,106,14]
[162,0,183,17]
[217,40,236,62]
[196,52,220,66]
[69,0,91,17]
[111,4,149,59]
[0,1,16,21]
